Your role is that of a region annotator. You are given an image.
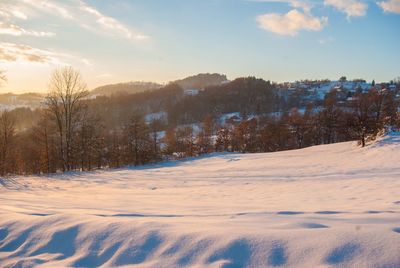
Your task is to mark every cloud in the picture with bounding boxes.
[0,42,94,69]
[21,0,74,19]
[257,9,328,36]
[318,36,335,44]
[377,0,400,13]
[324,0,368,18]
[78,1,149,41]
[18,0,148,41]
[250,0,313,12]
[0,42,64,64]
[0,3,29,20]
[0,2,54,38]
[81,58,92,66]
[0,22,55,37]
[290,0,313,12]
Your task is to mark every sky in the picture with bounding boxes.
[0,0,399,93]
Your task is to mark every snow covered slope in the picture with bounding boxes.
[1,135,400,267]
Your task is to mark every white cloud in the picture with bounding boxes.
[81,58,92,66]
[290,0,313,12]
[0,3,29,20]
[18,0,148,41]
[78,1,149,41]
[0,22,55,37]
[0,2,54,38]
[377,0,400,13]
[318,36,335,44]
[324,0,368,18]
[257,9,328,36]
[11,10,28,20]
[21,0,74,19]
[0,42,65,64]
[0,42,95,69]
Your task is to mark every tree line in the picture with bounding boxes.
[0,67,398,175]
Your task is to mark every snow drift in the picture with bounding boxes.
[1,135,400,267]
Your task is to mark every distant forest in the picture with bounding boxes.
[0,67,399,175]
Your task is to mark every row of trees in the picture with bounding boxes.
[163,88,397,157]
[0,67,398,175]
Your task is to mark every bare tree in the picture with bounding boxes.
[0,111,16,175]
[31,111,54,173]
[45,67,89,171]
[149,119,162,160]
[348,92,377,147]
[287,108,306,149]
[215,127,232,152]
[179,126,196,157]
[197,114,214,154]
[124,114,151,165]
[164,127,177,156]
[107,129,122,168]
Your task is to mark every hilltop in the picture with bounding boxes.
[90,81,163,97]
[89,73,229,97]
[173,73,229,89]
[0,92,43,111]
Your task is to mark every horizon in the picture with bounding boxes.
[0,72,392,95]
[1,0,400,93]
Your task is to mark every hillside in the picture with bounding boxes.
[1,134,400,267]
[90,82,163,97]
[0,92,43,111]
[90,73,229,97]
[173,73,229,89]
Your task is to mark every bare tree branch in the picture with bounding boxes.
[0,70,6,86]
[45,66,89,171]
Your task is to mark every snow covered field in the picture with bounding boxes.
[1,135,400,267]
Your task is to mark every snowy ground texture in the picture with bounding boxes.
[1,135,400,267]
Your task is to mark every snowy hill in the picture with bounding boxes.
[0,92,43,111]
[1,135,400,267]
